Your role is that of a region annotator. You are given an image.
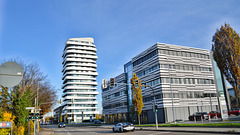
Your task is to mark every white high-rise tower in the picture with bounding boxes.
[62,37,98,123]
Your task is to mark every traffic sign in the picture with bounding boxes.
[26,107,35,110]
[0,62,23,87]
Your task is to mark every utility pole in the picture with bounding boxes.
[36,82,39,133]
[34,98,36,135]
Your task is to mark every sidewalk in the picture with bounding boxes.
[39,128,54,135]
[100,125,240,134]
[135,126,240,134]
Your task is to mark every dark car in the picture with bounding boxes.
[189,112,209,121]
[209,111,221,118]
[58,122,65,128]
[94,120,102,124]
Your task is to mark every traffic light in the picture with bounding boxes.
[110,78,115,87]
[155,105,158,112]
[39,110,43,119]
[31,115,34,119]
[135,79,139,88]
[102,79,107,88]
[40,110,43,115]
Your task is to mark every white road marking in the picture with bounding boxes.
[148,132,170,135]
[64,128,71,135]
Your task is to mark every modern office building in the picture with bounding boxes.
[102,73,128,123]
[102,43,221,123]
[61,38,99,123]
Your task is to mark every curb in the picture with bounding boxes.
[136,128,240,134]
[100,126,240,134]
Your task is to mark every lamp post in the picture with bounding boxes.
[167,57,176,124]
[142,85,158,129]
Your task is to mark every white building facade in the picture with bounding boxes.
[62,38,99,123]
[102,43,220,123]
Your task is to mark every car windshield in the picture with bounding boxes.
[122,123,127,126]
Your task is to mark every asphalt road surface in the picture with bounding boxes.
[41,125,236,135]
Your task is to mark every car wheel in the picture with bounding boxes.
[131,128,135,132]
[235,112,239,116]
[119,128,122,133]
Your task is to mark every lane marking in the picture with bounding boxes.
[148,132,170,135]
[64,128,71,135]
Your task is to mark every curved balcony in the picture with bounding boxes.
[62,71,98,78]
[63,86,97,90]
[62,82,98,89]
[65,111,99,115]
[62,67,96,72]
[64,96,97,100]
[66,101,98,104]
[62,75,97,81]
[63,63,97,69]
[66,40,95,47]
[65,106,98,110]
[64,46,97,52]
[62,57,96,65]
[63,50,97,58]
[62,91,99,97]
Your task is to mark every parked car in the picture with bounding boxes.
[228,108,240,116]
[94,120,102,124]
[188,112,209,121]
[209,111,221,118]
[58,122,65,128]
[113,122,135,132]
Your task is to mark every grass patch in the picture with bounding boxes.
[135,123,240,127]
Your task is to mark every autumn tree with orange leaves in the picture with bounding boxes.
[212,23,240,107]
[131,73,143,125]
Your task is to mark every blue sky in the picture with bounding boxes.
[0,0,239,113]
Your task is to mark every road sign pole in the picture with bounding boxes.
[28,121,30,135]
[34,98,36,135]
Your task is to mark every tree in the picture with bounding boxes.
[0,59,57,114]
[131,73,143,125]
[212,23,240,108]
[0,59,57,134]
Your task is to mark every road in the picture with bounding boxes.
[41,125,236,135]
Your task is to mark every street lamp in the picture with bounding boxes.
[167,57,176,124]
[142,85,158,129]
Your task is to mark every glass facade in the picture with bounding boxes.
[212,59,230,111]
[124,61,133,121]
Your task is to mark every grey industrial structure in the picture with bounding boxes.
[102,43,229,123]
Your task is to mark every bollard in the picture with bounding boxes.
[194,116,196,123]
[209,115,211,122]
[201,116,203,123]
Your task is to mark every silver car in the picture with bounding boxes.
[113,122,135,132]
